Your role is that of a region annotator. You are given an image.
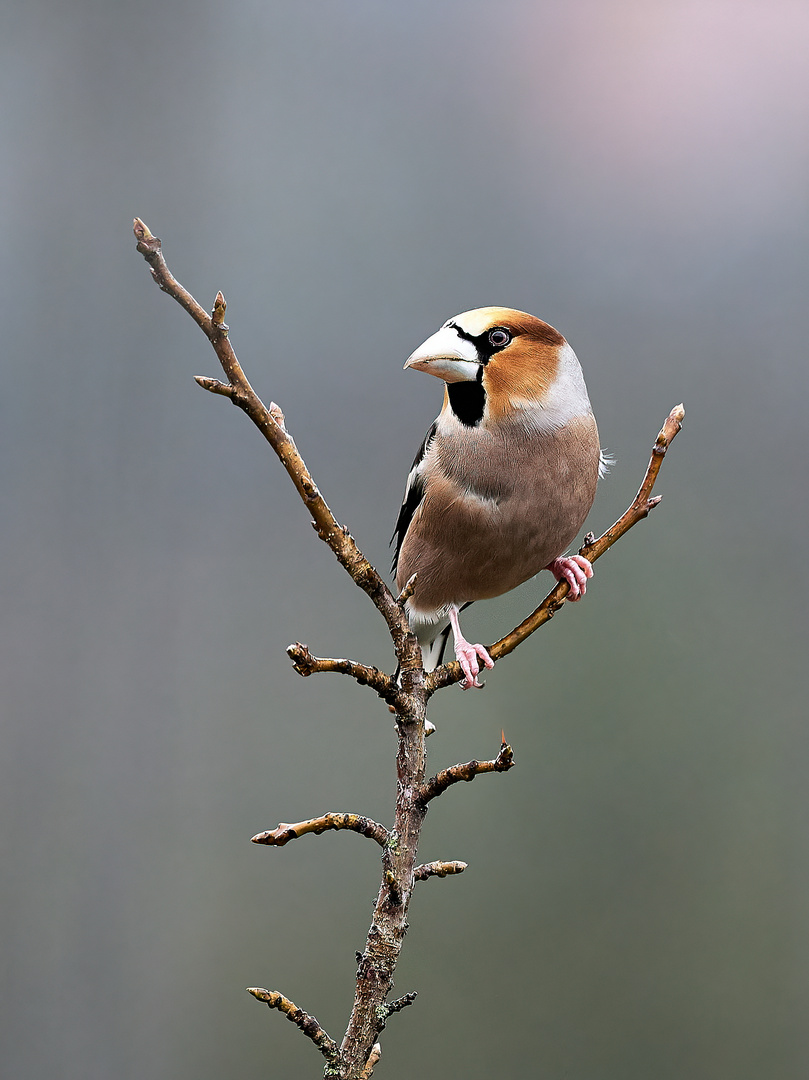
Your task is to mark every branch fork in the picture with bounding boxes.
[134,218,684,1079]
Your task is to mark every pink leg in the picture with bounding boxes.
[545,554,593,601]
[449,605,494,690]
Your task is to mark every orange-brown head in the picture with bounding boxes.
[404,307,590,429]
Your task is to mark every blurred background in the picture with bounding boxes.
[3,1,808,1077]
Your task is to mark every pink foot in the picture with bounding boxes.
[545,555,593,601]
[455,639,494,690]
[449,606,494,689]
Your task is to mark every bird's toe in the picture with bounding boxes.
[456,641,494,689]
[547,555,594,600]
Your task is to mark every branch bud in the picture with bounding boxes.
[211,291,228,333]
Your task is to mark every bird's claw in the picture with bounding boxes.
[546,554,593,600]
[460,677,485,691]
[455,641,494,690]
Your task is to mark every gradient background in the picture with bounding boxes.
[3,1,809,1077]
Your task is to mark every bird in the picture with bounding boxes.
[392,306,605,690]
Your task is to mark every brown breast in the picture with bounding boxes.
[396,413,600,614]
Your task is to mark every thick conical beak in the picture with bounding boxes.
[403,326,480,383]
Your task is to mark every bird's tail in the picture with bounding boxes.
[420,624,452,671]
[411,602,474,672]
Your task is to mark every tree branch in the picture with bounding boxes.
[286,643,399,705]
[396,574,418,606]
[384,992,418,1016]
[417,739,515,805]
[251,813,389,848]
[425,404,686,693]
[246,988,340,1066]
[133,219,419,673]
[133,219,684,1079]
[414,860,468,882]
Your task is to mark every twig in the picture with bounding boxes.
[425,404,686,693]
[251,813,389,848]
[246,987,339,1066]
[133,219,418,673]
[414,860,468,882]
[385,992,418,1016]
[193,375,234,398]
[417,739,515,805]
[286,643,399,704]
[396,574,418,606]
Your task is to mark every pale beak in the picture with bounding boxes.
[403,326,481,383]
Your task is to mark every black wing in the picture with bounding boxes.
[391,421,437,576]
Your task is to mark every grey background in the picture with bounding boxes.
[3,1,808,1077]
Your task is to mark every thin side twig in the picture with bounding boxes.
[425,404,686,693]
[413,860,468,882]
[286,643,399,704]
[246,988,340,1066]
[385,992,418,1016]
[417,739,515,805]
[251,813,389,848]
[396,574,418,606]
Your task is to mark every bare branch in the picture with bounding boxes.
[385,992,417,1016]
[286,642,399,704]
[396,574,418,606]
[246,987,339,1065]
[417,739,515,805]
[251,812,389,848]
[133,219,216,331]
[133,220,419,669]
[425,404,686,693]
[414,860,468,882]
[193,375,234,398]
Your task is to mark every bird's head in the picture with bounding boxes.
[404,307,578,427]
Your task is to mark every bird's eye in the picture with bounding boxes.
[488,328,511,348]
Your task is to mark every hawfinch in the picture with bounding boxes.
[392,307,604,690]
